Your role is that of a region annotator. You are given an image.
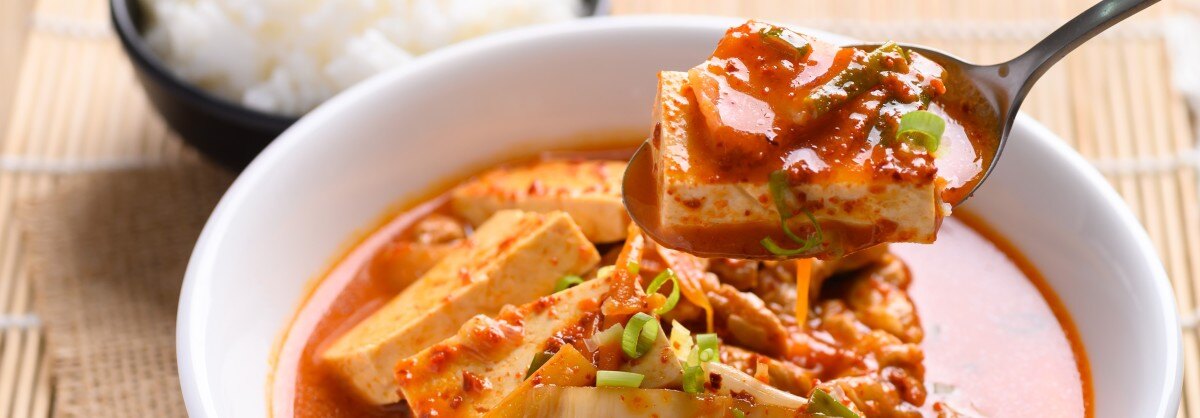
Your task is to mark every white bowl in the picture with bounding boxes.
[178,16,1181,417]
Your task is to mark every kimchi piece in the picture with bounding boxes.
[637,21,995,259]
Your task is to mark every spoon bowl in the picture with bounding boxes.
[623,0,1159,258]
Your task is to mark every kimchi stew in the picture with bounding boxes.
[272,21,1087,418]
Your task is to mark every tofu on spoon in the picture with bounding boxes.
[627,21,983,259]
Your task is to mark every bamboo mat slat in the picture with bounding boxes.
[0,0,1198,417]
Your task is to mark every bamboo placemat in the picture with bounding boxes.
[1,0,1198,417]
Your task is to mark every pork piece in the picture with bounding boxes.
[816,375,923,418]
[708,284,788,356]
[396,277,611,417]
[708,258,758,291]
[752,245,889,322]
[846,253,922,343]
[803,300,927,407]
[368,214,467,290]
[720,345,816,396]
[322,210,599,405]
[451,159,629,243]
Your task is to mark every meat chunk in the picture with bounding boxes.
[368,214,468,290]
[709,285,788,356]
[322,210,599,404]
[846,256,922,343]
[708,258,759,291]
[750,246,890,324]
[721,345,816,396]
[816,375,923,418]
[451,159,630,243]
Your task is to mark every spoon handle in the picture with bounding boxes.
[1003,0,1159,98]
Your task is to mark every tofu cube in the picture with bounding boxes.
[653,71,940,254]
[322,210,600,404]
[451,160,630,243]
[396,276,613,417]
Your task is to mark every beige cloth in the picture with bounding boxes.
[19,164,234,418]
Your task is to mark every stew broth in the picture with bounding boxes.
[272,150,1090,418]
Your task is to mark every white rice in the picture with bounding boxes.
[142,0,582,116]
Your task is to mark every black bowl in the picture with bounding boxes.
[111,0,297,170]
[111,0,606,170]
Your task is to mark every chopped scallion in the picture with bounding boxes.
[732,408,746,418]
[761,170,825,257]
[695,333,720,363]
[627,261,640,275]
[646,269,682,314]
[596,370,644,388]
[525,350,555,379]
[584,324,624,353]
[807,388,860,418]
[553,275,584,293]
[621,313,659,359]
[759,27,813,58]
[896,110,945,153]
[682,365,705,394]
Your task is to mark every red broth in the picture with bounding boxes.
[895,214,1092,417]
[272,162,1090,418]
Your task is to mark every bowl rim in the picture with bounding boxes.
[176,15,1182,417]
[109,0,302,127]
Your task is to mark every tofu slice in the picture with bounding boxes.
[485,345,597,418]
[322,210,600,405]
[653,71,941,255]
[396,276,612,417]
[451,160,630,243]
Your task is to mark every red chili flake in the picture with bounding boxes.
[462,371,492,393]
[729,390,755,402]
[707,372,723,390]
[680,197,705,209]
[527,180,546,196]
[428,345,458,373]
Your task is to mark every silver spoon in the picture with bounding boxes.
[623,0,1160,259]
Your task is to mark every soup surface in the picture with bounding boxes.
[272,150,1090,418]
[896,216,1090,416]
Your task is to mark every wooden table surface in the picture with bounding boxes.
[1,0,1198,417]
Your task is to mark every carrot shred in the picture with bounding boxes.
[794,258,813,326]
[655,245,715,332]
[603,224,648,317]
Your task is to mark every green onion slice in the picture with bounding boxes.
[807,388,860,418]
[732,408,746,418]
[682,365,705,394]
[621,313,660,359]
[597,370,645,388]
[761,170,825,257]
[896,110,945,153]
[627,261,640,275]
[525,350,555,379]
[760,27,813,58]
[646,269,682,314]
[553,275,584,293]
[767,171,804,243]
[695,333,720,363]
